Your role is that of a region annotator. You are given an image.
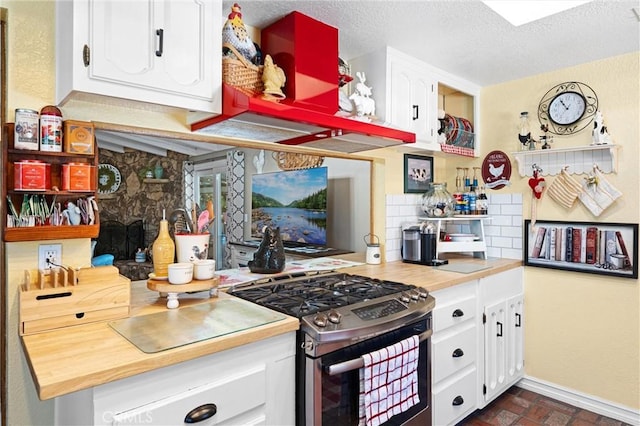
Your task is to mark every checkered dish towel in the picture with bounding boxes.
[358,335,420,426]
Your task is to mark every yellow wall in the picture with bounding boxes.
[2,1,639,423]
[375,53,640,409]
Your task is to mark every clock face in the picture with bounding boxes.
[548,91,587,125]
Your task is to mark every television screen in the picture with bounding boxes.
[251,167,328,246]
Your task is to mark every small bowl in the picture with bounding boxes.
[193,259,216,280]
[167,263,193,285]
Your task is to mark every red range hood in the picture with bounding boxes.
[190,84,416,153]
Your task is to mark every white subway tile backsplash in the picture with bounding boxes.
[385,192,524,262]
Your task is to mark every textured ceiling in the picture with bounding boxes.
[225,0,640,87]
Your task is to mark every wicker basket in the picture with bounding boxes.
[273,151,325,171]
[222,43,264,96]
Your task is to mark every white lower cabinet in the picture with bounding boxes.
[55,332,295,426]
[431,266,524,424]
[431,280,479,426]
[481,269,525,406]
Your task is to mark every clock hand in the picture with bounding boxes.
[560,99,569,110]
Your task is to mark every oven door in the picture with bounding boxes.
[304,316,432,426]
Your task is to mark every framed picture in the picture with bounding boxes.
[524,220,638,279]
[404,154,433,193]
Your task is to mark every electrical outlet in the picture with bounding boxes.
[38,244,62,270]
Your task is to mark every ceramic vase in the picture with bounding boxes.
[152,218,175,278]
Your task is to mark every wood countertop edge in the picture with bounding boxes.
[22,306,299,401]
[21,256,522,401]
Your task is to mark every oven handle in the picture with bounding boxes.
[325,331,432,376]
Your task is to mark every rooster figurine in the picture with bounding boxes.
[222,3,258,64]
[262,54,286,100]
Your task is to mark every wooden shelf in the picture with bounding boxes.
[4,223,100,242]
[143,178,170,184]
[2,123,100,242]
[420,216,488,259]
[512,145,619,177]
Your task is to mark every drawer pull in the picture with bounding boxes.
[452,395,464,406]
[452,309,464,318]
[515,312,522,327]
[184,403,217,423]
[452,348,464,358]
[155,29,164,57]
[412,105,419,120]
[497,321,503,337]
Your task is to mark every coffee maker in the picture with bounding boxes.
[402,222,448,266]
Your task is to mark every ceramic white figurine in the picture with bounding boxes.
[592,110,612,145]
[253,149,265,174]
[63,201,82,225]
[349,71,376,120]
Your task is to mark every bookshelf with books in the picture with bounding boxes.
[524,220,638,279]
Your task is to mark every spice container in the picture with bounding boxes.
[14,109,40,150]
[39,105,63,152]
[14,160,51,191]
[152,210,175,279]
[62,163,96,191]
[64,120,95,154]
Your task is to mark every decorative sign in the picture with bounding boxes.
[481,150,512,190]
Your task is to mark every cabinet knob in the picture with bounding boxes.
[184,403,217,423]
[82,44,90,67]
[452,395,464,406]
[452,348,464,358]
[452,309,464,318]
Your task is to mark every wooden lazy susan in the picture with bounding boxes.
[147,276,220,309]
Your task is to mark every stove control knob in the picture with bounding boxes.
[313,313,329,328]
[327,310,342,324]
[400,293,411,303]
[410,290,420,300]
[416,288,429,298]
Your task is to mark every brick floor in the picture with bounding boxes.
[456,387,632,426]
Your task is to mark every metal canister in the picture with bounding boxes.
[39,105,63,152]
[14,108,40,150]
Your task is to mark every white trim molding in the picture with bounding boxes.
[517,376,640,426]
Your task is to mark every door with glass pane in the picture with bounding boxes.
[194,160,227,268]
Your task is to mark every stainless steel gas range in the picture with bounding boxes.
[228,271,435,426]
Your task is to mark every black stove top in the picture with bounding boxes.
[228,272,417,318]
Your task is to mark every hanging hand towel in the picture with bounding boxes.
[579,166,622,216]
[358,335,420,426]
[547,166,583,209]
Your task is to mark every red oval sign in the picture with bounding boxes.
[481,150,512,190]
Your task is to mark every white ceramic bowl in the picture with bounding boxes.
[167,262,193,285]
[193,259,216,280]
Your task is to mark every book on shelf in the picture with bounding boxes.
[585,227,597,264]
[549,227,557,261]
[615,231,632,268]
[531,227,546,258]
[605,230,617,264]
[572,228,582,263]
[565,227,573,262]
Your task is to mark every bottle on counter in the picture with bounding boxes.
[468,186,477,216]
[152,209,175,279]
[477,186,488,215]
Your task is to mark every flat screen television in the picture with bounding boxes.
[251,167,328,246]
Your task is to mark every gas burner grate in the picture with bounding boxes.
[228,273,419,318]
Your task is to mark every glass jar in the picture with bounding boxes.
[518,111,531,151]
[421,183,455,218]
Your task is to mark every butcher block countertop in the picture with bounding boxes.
[21,256,521,400]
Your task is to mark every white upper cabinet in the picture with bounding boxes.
[349,47,480,155]
[56,0,222,114]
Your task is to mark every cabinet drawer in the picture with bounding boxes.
[432,323,477,383]
[111,366,266,425]
[433,367,478,426]
[433,295,476,333]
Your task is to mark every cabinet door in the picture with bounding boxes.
[90,0,215,99]
[506,294,524,380]
[483,300,506,403]
[389,61,435,142]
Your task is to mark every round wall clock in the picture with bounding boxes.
[538,81,598,135]
[98,163,122,194]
